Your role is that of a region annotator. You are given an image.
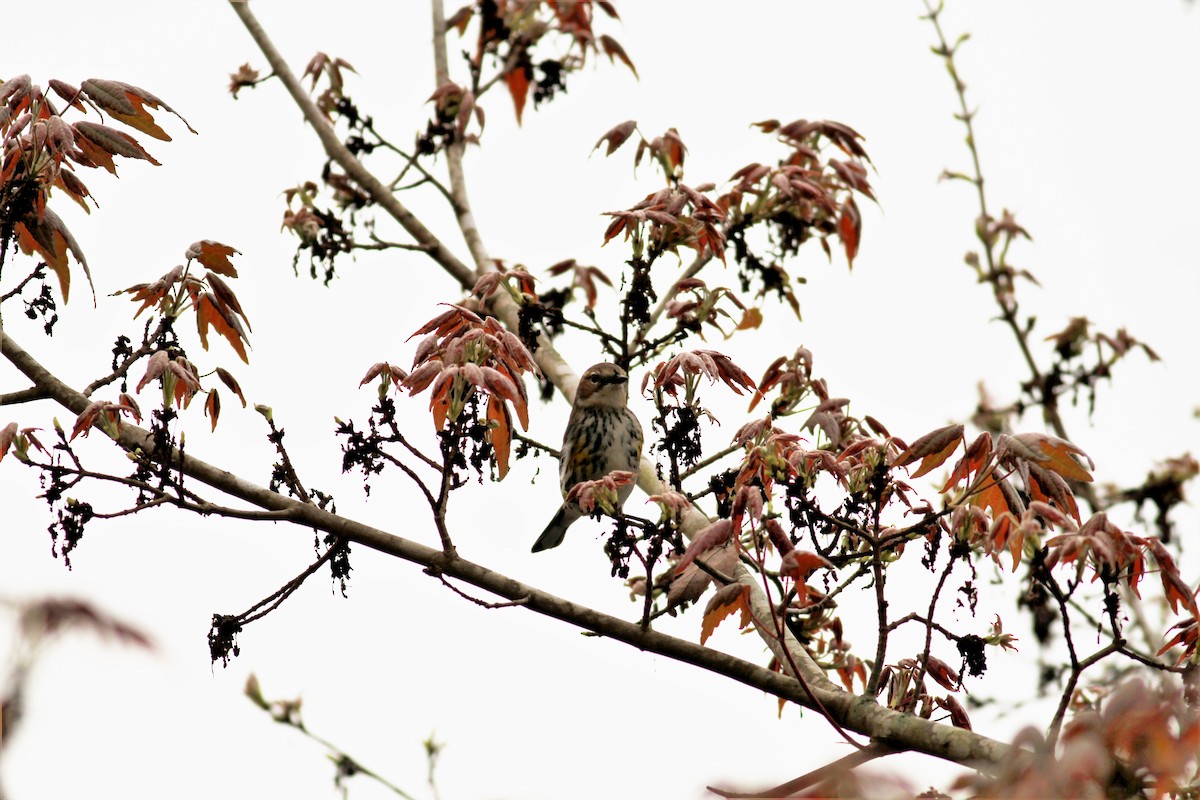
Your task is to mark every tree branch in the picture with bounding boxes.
[228,0,476,291]
[1,327,1015,769]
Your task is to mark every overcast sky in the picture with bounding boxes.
[3,2,1199,799]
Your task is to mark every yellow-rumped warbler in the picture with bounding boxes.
[532,362,644,552]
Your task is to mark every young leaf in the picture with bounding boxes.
[504,66,531,126]
[205,389,221,431]
[893,423,964,479]
[195,293,250,363]
[186,240,240,277]
[486,395,512,479]
[699,583,752,646]
[80,79,195,141]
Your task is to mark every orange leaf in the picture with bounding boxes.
[195,293,249,363]
[215,368,247,407]
[598,35,638,78]
[73,121,160,166]
[593,119,637,156]
[205,389,221,431]
[0,422,17,462]
[504,67,530,126]
[186,240,240,277]
[700,583,752,645]
[943,432,993,489]
[1013,433,1093,483]
[15,208,91,303]
[80,79,195,141]
[487,395,512,480]
[894,423,964,479]
[838,197,861,268]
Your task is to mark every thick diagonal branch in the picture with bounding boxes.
[2,327,1014,769]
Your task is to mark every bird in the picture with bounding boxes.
[532,362,643,552]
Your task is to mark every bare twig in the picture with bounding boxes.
[229,1,476,290]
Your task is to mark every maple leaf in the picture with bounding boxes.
[486,395,512,479]
[700,583,752,645]
[598,35,638,78]
[205,389,221,431]
[15,207,92,304]
[593,120,638,156]
[894,423,964,479]
[0,422,18,462]
[73,121,161,168]
[1011,432,1094,483]
[80,79,195,141]
[504,66,531,126]
[838,197,862,268]
[675,519,738,575]
[196,293,250,363]
[186,240,241,277]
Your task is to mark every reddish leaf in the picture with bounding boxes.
[0,422,17,462]
[924,655,961,692]
[936,695,972,730]
[204,272,250,329]
[700,583,752,645]
[136,351,171,393]
[80,78,195,141]
[15,207,91,303]
[598,35,638,78]
[205,389,221,431]
[676,519,739,577]
[487,395,512,479]
[893,423,964,479]
[593,119,638,156]
[943,432,993,489]
[186,240,240,277]
[504,66,531,125]
[779,549,834,582]
[445,6,473,34]
[838,197,861,268]
[1012,432,1093,483]
[73,121,160,166]
[195,293,250,363]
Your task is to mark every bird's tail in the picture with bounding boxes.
[532,505,575,552]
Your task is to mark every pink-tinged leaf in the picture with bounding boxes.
[70,400,116,440]
[205,389,221,431]
[73,121,160,166]
[15,207,92,304]
[0,422,17,462]
[700,583,752,645]
[675,519,738,575]
[80,78,195,141]
[1011,432,1094,483]
[49,79,86,111]
[936,695,971,730]
[598,35,638,78]
[594,119,638,156]
[136,351,171,393]
[893,424,964,478]
[209,368,245,408]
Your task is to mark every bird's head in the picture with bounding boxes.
[574,362,630,408]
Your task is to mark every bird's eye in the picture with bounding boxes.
[588,375,601,383]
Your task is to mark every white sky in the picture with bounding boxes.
[3,2,1199,799]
